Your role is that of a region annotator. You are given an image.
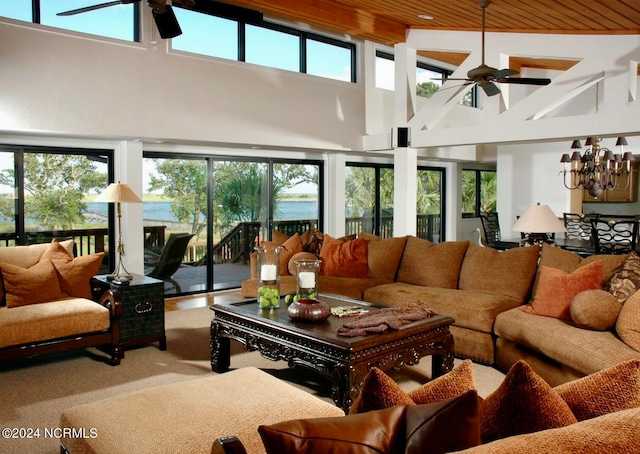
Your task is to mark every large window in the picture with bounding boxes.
[462,169,497,217]
[0,146,113,273]
[345,163,445,241]
[143,154,322,295]
[375,51,475,106]
[0,1,138,41]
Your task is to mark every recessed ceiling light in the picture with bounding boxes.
[418,14,434,20]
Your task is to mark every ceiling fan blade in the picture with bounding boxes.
[184,0,263,24]
[481,82,501,96]
[57,0,138,16]
[497,77,552,86]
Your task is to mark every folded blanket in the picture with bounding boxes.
[336,300,435,337]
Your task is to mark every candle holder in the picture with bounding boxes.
[295,259,321,300]
[256,246,282,309]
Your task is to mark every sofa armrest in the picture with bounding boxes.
[96,289,123,321]
[211,436,248,454]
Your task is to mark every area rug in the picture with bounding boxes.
[0,306,504,454]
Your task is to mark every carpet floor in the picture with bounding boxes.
[0,306,505,454]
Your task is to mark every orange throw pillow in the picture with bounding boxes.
[522,261,603,319]
[319,234,368,278]
[0,259,65,307]
[52,253,105,299]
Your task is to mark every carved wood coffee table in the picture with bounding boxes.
[210,293,454,412]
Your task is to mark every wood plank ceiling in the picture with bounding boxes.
[226,0,640,68]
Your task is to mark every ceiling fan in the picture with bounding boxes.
[445,0,551,96]
[57,0,263,39]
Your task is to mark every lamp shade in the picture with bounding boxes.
[94,182,142,203]
[512,203,567,233]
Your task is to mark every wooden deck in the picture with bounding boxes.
[162,262,251,296]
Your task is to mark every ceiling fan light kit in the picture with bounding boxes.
[152,5,182,39]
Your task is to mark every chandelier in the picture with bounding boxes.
[560,136,635,197]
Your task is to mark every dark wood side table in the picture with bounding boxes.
[93,274,166,351]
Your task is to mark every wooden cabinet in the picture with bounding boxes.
[583,163,638,202]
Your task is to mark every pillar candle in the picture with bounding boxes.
[261,264,277,281]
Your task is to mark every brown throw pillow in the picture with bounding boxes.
[319,234,368,278]
[396,237,469,289]
[405,390,482,454]
[287,252,319,276]
[349,360,476,414]
[570,289,622,330]
[0,259,66,307]
[555,359,640,421]
[51,253,105,299]
[272,229,290,245]
[278,233,302,276]
[616,291,640,352]
[259,392,482,454]
[479,360,577,443]
[522,261,603,320]
[603,251,640,303]
[259,405,407,454]
[40,238,74,262]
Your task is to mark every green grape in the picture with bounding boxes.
[259,296,271,308]
[284,294,293,305]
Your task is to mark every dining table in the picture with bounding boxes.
[486,237,596,256]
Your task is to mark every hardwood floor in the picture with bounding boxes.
[164,289,243,311]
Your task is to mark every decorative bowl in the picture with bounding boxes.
[287,299,331,322]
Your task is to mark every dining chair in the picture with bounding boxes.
[563,213,595,241]
[480,212,501,245]
[590,219,638,255]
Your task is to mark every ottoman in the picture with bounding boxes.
[59,367,344,454]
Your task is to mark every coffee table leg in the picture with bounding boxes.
[210,320,230,373]
[431,332,454,378]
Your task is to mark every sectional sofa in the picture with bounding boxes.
[241,232,640,385]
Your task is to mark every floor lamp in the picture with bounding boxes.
[95,182,142,283]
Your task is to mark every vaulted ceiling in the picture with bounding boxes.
[228,0,640,67]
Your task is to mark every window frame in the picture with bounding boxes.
[462,168,497,218]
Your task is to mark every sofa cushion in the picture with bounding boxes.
[459,244,539,303]
[522,261,603,320]
[397,238,469,289]
[603,251,640,303]
[319,235,368,278]
[616,290,640,352]
[479,360,577,443]
[570,289,621,331]
[456,406,640,454]
[360,233,408,280]
[364,283,521,334]
[259,392,481,454]
[349,360,476,414]
[0,298,110,348]
[554,359,640,421]
[0,259,66,307]
[495,307,640,377]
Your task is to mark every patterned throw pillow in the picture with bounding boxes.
[603,252,640,303]
[555,359,640,421]
[479,360,577,443]
[349,360,476,414]
[616,291,640,352]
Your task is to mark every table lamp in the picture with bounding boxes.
[512,202,567,246]
[94,182,142,282]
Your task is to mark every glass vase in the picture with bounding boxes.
[295,259,321,300]
[256,246,281,309]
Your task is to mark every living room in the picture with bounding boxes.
[2,1,640,453]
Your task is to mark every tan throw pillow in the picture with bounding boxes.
[555,359,640,421]
[570,289,622,330]
[616,291,640,352]
[603,252,640,304]
[396,238,469,289]
[365,235,408,280]
[459,244,540,303]
[319,234,368,278]
[522,261,603,320]
[287,252,319,276]
[479,360,577,443]
[0,259,65,307]
[349,360,476,414]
